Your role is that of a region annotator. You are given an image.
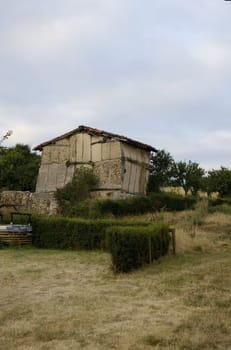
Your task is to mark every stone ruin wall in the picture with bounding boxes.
[0,191,58,216]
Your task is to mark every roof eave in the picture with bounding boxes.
[33,125,157,152]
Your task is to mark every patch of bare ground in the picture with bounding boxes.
[0,211,231,349]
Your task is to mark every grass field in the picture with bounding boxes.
[0,211,231,350]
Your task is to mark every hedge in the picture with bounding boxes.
[90,193,196,218]
[208,197,231,207]
[31,216,171,273]
[106,222,170,272]
[91,196,153,217]
[31,216,150,250]
[148,192,197,212]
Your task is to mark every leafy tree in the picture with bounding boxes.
[0,144,40,191]
[147,150,175,192]
[172,160,205,196]
[204,167,231,197]
[201,175,213,197]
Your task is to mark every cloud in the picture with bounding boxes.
[0,0,126,62]
[0,0,231,170]
[200,130,231,151]
[1,15,106,62]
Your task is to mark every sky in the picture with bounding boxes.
[0,0,231,170]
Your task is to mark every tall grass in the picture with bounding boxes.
[184,199,209,237]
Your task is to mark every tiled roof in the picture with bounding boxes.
[34,125,157,152]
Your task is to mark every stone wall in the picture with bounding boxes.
[0,191,58,216]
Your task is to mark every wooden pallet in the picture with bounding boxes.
[0,231,32,245]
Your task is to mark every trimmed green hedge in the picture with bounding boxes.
[31,216,150,250]
[31,216,171,273]
[32,217,106,249]
[106,222,170,272]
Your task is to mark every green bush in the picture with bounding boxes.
[106,222,170,272]
[208,197,231,215]
[91,193,196,218]
[91,196,152,217]
[209,197,231,207]
[55,167,99,216]
[209,204,231,215]
[148,192,196,211]
[31,216,150,250]
[31,216,171,273]
[32,216,107,249]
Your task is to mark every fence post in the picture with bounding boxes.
[149,235,152,264]
[169,228,176,255]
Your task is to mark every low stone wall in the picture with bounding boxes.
[0,191,58,216]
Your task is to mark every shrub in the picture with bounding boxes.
[91,196,152,217]
[209,197,231,207]
[106,222,170,272]
[31,216,150,250]
[32,216,108,250]
[209,204,231,215]
[55,167,99,216]
[208,197,231,215]
[32,216,171,273]
[90,193,196,218]
[148,192,196,211]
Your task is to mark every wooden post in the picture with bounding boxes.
[169,228,176,255]
[148,236,152,264]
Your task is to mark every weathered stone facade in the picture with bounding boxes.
[0,191,58,216]
[34,125,157,198]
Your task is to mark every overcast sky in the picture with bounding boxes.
[0,0,231,170]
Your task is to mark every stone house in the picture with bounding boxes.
[34,125,157,198]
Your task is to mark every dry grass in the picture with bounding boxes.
[0,211,231,350]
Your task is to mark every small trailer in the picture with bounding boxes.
[0,212,32,246]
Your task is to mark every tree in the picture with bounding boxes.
[204,167,231,197]
[0,144,40,191]
[147,150,175,192]
[172,160,205,196]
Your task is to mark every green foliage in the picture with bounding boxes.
[91,196,153,217]
[0,144,40,191]
[209,197,231,207]
[147,150,175,193]
[147,150,205,196]
[209,203,231,215]
[204,167,231,198]
[32,216,107,249]
[148,192,197,212]
[55,167,99,216]
[91,193,196,218]
[106,222,170,272]
[31,216,150,250]
[208,197,231,214]
[53,192,197,219]
[172,161,205,195]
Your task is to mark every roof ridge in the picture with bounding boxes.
[34,125,157,152]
